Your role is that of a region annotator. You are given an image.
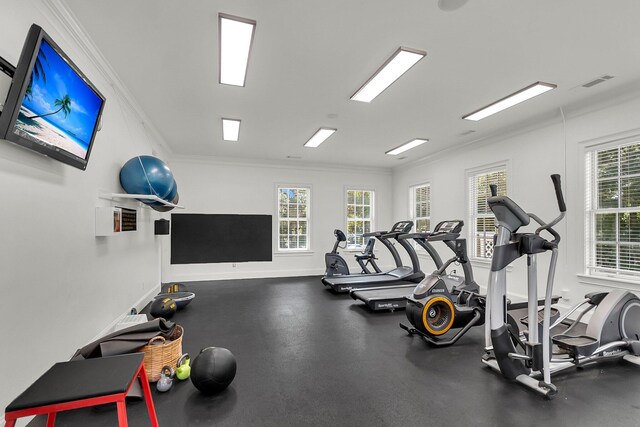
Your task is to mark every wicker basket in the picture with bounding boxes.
[139,325,183,382]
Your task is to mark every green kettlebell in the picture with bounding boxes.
[176,353,191,380]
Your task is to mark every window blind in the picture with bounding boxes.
[412,184,431,232]
[468,167,507,258]
[586,141,640,277]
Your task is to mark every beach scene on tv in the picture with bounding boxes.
[13,39,103,160]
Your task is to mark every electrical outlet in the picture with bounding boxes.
[232,263,236,268]
[560,289,570,302]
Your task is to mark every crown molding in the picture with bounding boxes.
[169,154,393,176]
[40,0,174,157]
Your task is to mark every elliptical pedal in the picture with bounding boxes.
[551,335,599,358]
[519,307,560,328]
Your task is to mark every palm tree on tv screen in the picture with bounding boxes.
[25,49,48,102]
[27,94,72,120]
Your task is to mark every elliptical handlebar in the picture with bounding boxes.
[490,184,498,197]
[533,175,566,246]
[550,174,566,213]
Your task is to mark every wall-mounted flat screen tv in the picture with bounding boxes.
[0,24,105,170]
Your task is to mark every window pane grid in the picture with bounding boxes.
[412,184,431,233]
[587,141,640,277]
[469,168,507,259]
[346,189,374,248]
[278,187,310,250]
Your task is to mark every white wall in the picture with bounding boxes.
[0,0,169,420]
[3,1,639,423]
[392,90,640,312]
[162,157,395,282]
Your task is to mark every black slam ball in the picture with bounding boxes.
[149,297,177,319]
[190,347,237,394]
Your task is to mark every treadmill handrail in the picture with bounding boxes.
[375,229,402,268]
[362,231,387,237]
[400,231,461,242]
[395,237,421,274]
[413,239,444,269]
[381,231,409,239]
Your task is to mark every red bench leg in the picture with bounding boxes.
[138,366,159,427]
[46,412,57,427]
[5,417,16,427]
[116,399,128,427]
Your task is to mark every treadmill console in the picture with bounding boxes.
[390,221,414,233]
[433,220,464,234]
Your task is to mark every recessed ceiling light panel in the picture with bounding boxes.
[219,13,256,86]
[351,47,426,103]
[222,118,241,141]
[462,81,557,121]
[304,128,337,148]
[386,138,428,156]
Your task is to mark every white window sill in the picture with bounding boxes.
[273,250,315,257]
[577,273,640,290]
[470,258,513,272]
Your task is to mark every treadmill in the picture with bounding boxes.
[322,221,425,293]
[350,220,477,311]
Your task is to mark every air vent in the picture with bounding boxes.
[286,155,302,159]
[460,130,476,136]
[582,75,614,88]
[397,156,407,160]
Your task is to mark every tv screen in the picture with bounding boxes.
[0,24,105,170]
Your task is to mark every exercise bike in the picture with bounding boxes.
[482,174,640,398]
[400,220,489,346]
[324,229,381,277]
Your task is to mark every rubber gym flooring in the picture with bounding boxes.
[28,276,640,426]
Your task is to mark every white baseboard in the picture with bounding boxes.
[166,268,325,283]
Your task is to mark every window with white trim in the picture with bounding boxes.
[468,166,507,259]
[277,186,310,250]
[586,141,640,277]
[410,183,431,232]
[346,189,374,248]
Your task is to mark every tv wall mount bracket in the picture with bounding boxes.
[0,56,16,78]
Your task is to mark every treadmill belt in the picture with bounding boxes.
[323,266,413,286]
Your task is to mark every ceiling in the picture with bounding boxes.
[63,0,640,169]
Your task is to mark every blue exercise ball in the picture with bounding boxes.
[151,192,179,212]
[119,156,176,206]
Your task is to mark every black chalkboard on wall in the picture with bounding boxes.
[171,214,272,264]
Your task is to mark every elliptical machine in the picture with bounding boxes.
[400,220,487,346]
[482,174,640,398]
[324,229,381,277]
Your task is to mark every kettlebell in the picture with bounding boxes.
[176,353,191,380]
[156,366,174,392]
